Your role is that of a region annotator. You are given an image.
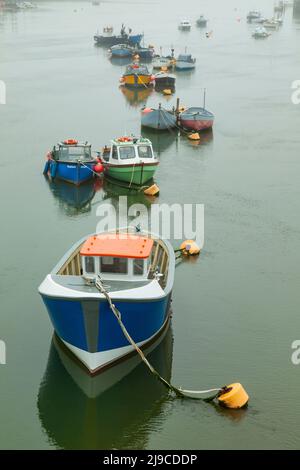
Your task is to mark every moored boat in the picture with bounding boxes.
[141,104,177,130]
[154,70,176,91]
[252,26,270,38]
[263,18,279,29]
[247,10,262,21]
[132,46,155,60]
[121,63,154,88]
[109,43,134,58]
[175,53,196,71]
[101,136,159,185]
[180,107,214,131]
[43,140,101,186]
[39,227,174,374]
[94,25,143,47]
[178,19,192,30]
[152,55,175,69]
[196,15,208,27]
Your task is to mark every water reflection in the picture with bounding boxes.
[37,325,173,449]
[120,85,153,107]
[103,178,155,207]
[45,177,103,216]
[141,127,177,154]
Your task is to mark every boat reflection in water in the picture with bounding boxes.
[141,127,177,155]
[103,178,155,207]
[109,56,132,67]
[37,323,173,449]
[45,177,103,216]
[120,85,153,107]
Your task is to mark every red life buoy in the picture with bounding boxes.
[64,139,78,145]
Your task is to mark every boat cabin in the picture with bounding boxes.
[102,137,156,164]
[80,234,154,281]
[52,140,92,163]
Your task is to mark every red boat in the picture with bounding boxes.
[179,107,214,131]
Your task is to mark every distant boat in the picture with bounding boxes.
[121,63,154,88]
[178,19,192,30]
[196,15,208,27]
[175,53,196,71]
[252,26,270,38]
[43,140,100,186]
[152,56,175,69]
[102,136,159,185]
[109,44,134,58]
[132,46,155,60]
[263,18,279,29]
[154,71,176,91]
[141,105,177,130]
[94,25,143,47]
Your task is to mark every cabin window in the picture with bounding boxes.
[119,146,135,160]
[138,145,153,159]
[133,258,144,275]
[85,257,95,274]
[59,146,91,162]
[100,257,128,274]
[112,146,118,160]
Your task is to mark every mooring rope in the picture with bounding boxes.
[77,160,102,178]
[94,274,223,401]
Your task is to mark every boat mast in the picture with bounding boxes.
[203,88,206,109]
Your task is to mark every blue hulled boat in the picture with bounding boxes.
[109,44,134,57]
[94,25,143,47]
[43,140,99,186]
[141,104,177,130]
[39,227,175,374]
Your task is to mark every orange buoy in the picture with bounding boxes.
[179,240,200,256]
[218,383,249,409]
[163,89,172,96]
[188,133,201,141]
[144,184,160,196]
[64,139,78,145]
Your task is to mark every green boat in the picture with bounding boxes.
[101,136,159,186]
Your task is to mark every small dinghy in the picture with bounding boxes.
[196,15,208,27]
[101,136,159,185]
[175,53,196,71]
[252,26,270,38]
[180,107,214,131]
[39,227,175,374]
[141,105,177,130]
[178,19,192,30]
[109,43,134,58]
[247,10,262,22]
[121,63,154,88]
[43,140,101,186]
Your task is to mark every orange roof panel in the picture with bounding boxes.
[80,234,154,259]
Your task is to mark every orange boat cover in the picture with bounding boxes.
[80,234,153,259]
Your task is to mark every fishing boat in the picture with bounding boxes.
[94,25,143,47]
[175,53,196,71]
[101,136,158,185]
[154,70,176,91]
[43,140,101,186]
[109,44,134,58]
[132,46,155,60]
[152,55,175,70]
[121,63,154,88]
[39,227,174,374]
[196,15,208,27]
[178,19,192,30]
[247,10,262,21]
[252,26,270,38]
[141,104,177,130]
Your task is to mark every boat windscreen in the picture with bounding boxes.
[58,146,91,162]
[138,145,153,158]
[119,146,136,160]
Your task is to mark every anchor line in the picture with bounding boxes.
[94,274,223,401]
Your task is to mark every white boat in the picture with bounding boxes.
[152,56,175,69]
[247,10,262,21]
[178,19,192,30]
[39,227,175,374]
[263,18,279,29]
[252,26,270,38]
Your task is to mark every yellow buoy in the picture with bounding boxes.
[163,89,172,96]
[188,133,201,141]
[144,184,160,196]
[218,383,249,409]
[180,240,200,256]
[161,66,168,72]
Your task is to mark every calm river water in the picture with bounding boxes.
[0,0,300,450]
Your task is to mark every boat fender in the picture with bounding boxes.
[93,163,104,173]
[188,132,201,141]
[218,383,249,409]
[180,240,200,255]
[50,161,58,179]
[144,184,160,196]
[64,139,78,145]
[142,107,153,114]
